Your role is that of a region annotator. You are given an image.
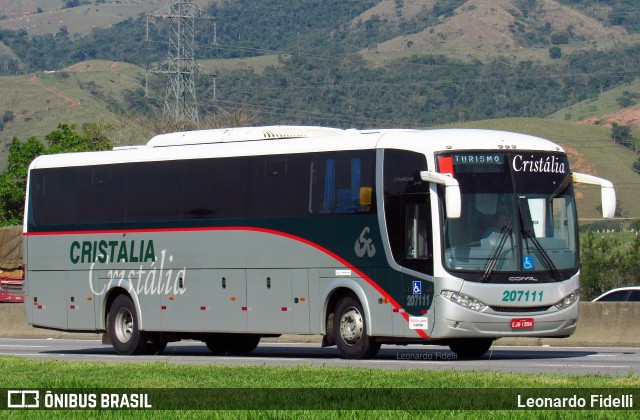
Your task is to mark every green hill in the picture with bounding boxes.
[0,60,153,165]
[548,79,640,124]
[0,1,167,36]
[0,56,636,221]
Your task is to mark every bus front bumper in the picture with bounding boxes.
[430,296,579,338]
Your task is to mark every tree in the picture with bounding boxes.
[46,123,113,154]
[2,110,14,124]
[610,122,632,145]
[549,46,562,59]
[621,234,640,284]
[0,123,113,225]
[0,137,46,225]
[63,0,80,9]
[550,31,569,45]
[617,91,637,108]
[579,232,626,300]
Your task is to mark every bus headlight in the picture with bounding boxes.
[554,290,579,310]
[441,290,487,312]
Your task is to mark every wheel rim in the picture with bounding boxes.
[114,307,134,344]
[339,306,363,346]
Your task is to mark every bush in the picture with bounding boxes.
[0,123,114,225]
[2,110,14,123]
[579,231,640,300]
[579,232,626,300]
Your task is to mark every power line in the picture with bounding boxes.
[137,2,640,128]
[146,0,216,125]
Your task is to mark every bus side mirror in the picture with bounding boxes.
[420,171,461,219]
[571,173,616,219]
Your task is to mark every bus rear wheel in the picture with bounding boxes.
[108,294,150,355]
[448,338,494,359]
[205,334,261,355]
[333,295,380,359]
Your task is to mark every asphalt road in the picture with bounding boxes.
[1,338,639,376]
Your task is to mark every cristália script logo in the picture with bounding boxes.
[354,227,376,258]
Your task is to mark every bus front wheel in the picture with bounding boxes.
[333,295,380,359]
[108,294,149,355]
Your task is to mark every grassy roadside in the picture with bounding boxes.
[3,355,638,388]
[0,356,637,418]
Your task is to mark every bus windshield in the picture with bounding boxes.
[439,151,578,282]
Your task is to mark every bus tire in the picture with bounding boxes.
[205,334,260,355]
[448,338,494,359]
[333,295,380,359]
[108,294,149,355]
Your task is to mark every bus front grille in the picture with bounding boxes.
[490,305,552,313]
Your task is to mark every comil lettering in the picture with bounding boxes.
[512,155,565,173]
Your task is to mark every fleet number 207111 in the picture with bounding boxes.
[502,290,543,303]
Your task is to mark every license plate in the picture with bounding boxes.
[511,318,534,329]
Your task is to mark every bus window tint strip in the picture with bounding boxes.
[29,151,376,229]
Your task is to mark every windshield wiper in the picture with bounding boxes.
[482,220,512,283]
[521,228,560,282]
[515,201,561,282]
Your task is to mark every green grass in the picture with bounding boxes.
[0,356,638,418]
[199,55,282,76]
[4,356,639,388]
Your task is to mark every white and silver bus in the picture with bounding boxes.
[23,126,616,359]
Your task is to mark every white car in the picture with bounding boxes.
[592,287,640,302]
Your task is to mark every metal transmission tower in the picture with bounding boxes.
[147,0,216,124]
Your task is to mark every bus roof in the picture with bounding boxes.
[147,125,349,147]
[28,126,564,170]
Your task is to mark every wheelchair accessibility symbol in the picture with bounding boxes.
[412,281,422,295]
[523,256,534,271]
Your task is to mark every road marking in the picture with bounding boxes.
[585,353,624,357]
[0,344,47,348]
[535,364,631,369]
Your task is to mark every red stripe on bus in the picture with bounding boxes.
[24,226,429,338]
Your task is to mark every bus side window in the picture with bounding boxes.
[399,193,433,275]
[309,152,375,214]
[383,149,433,275]
[405,196,430,260]
[30,168,77,227]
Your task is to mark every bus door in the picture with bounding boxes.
[400,193,434,334]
